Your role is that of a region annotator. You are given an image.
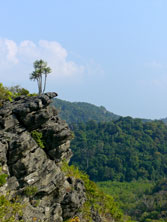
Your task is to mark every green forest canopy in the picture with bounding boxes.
[97,179,167,222]
[70,117,167,182]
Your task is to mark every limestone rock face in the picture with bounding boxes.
[0,93,86,222]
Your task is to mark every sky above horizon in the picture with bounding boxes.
[1,0,167,119]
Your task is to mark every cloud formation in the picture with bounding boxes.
[0,39,84,84]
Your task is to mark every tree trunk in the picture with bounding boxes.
[39,75,43,95]
[43,74,47,93]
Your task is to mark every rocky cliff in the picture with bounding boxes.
[0,93,86,222]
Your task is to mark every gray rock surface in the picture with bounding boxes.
[0,93,86,222]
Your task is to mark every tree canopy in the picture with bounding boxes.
[70,117,167,182]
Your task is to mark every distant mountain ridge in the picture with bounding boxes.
[52,98,156,124]
[52,98,120,124]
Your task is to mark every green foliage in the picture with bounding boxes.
[0,174,8,187]
[0,83,37,107]
[0,195,24,222]
[53,98,120,124]
[24,186,38,197]
[0,167,8,187]
[8,85,30,96]
[31,130,45,149]
[32,199,40,207]
[64,216,80,222]
[97,181,154,217]
[135,178,167,222]
[0,168,23,221]
[97,179,167,222]
[7,85,38,98]
[0,83,13,106]
[62,161,132,222]
[70,117,167,182]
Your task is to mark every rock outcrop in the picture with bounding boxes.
[0,93,86,222]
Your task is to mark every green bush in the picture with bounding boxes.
[0,174,8,187]
[8,85,30,97]
[0,195,24,222]
[7,85,37,98]
[31,130,45,149]
[0,167,8,187]
[0,83,13,106]
[24,186,38,197]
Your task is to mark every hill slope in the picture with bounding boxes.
[52,98,120,124]
[70,117,167,182]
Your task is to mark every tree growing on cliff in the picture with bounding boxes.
[30,60,52,95]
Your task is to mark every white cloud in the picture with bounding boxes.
[0,39,18,66]
[5,39,18,64]
[0,38,85,84]
[19,40,38,59]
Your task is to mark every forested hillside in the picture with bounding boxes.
[133,178,167,221]
[98,179,167,222]
[70,117,167,182]
[53,98,120,124]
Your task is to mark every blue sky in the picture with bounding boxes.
[1,0,167,119]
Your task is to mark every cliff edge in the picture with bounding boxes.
[0,93,86,222]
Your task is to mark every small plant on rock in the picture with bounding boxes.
[0,195,24,222]
[64,216,80,222]
[31,130,45,149]
[0,167,8,187]
[0,174,8,187]
[24,186,38,197]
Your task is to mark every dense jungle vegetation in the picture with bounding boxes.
[97,179,167,222]
[70,117,167,182]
